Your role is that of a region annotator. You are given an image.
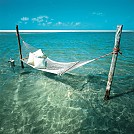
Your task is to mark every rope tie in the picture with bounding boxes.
[112,48,122,55]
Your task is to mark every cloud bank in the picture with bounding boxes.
[18,15,81,28]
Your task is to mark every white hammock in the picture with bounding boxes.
[21,41,111,75]
[22,57,96,75]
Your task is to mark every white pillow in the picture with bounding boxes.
[27,52,34,65]
[34,56,46,68]
[27,49,44,65]
[33,49,44,57]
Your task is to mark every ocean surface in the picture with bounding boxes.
[0,32,134,134]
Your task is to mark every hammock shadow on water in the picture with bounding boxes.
[43,72,86,90]
[43,72,107,91]
[20,71,31,75]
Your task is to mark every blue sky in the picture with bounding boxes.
[0,0,134,30]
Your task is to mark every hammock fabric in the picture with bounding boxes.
[21,41,111,75]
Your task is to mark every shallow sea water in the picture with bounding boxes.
[0,32,134,134]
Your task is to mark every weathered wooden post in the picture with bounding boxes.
[16,25,24,68]
[104,25,123,100]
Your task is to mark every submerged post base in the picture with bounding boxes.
[104,90,110,100]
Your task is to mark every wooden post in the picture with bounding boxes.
[104,25,123,100]
[16,25,24,68]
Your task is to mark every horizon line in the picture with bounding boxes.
[0,30,134,33]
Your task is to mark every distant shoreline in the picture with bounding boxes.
[0,30,134,33]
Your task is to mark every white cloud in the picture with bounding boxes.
[19,17,29,25]
[42,23,46,26]
[56,21,63,25]
[74,22,81,26]
[21,17,29,21]
[17,21,22,24]
[42,22,52,26]
[44,16,49,19]
[32,17,43,23]
[47,22,52,25]
[32,15,49,23]
[55,21,80,27]
[92,12,103,16]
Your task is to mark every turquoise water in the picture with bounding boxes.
[0,32,134,134]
